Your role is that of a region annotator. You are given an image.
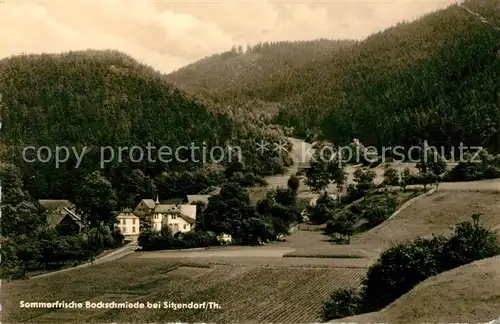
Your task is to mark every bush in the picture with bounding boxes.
[275,187,297,207]
[416,150,447,178]
[325,211,356,243]
[400,167,422,185]
[441,213,500,270]
[383,167,400,186]
[361,235,447,311]
[321,287,363,320]
[419,171,439,190]
[444,150,500,182]
[316,191,338,209]
[309,203,334,225]
[444,161,481,182]
[482,165,500,179]
[287,174,300,192]
[361,204,393,227]
[138,229,219,251]
[353,168,376,187]
[357,193,397,227]
[346,183,362,201]
[182,231,219,248]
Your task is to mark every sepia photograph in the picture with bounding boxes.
[1,0,500,323]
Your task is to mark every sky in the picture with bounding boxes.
[1,0,456,73]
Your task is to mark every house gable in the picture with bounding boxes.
[116,210,140,219]
[39,199,77,227]
[180,205,196,220]
[57,214,81,234]
[154,204,196,221]
[135,199,156,212]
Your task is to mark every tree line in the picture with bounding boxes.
[301,140,500,243]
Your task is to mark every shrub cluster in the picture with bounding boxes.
[138,229,219,251]
[1,225,124,279]
[324,192,399,242]
[444,151,500,182]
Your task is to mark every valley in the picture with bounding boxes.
[2,0,500,323]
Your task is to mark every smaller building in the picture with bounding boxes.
[116,209,140,237]
[39,199,84,235]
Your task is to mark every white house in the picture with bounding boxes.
[152,204,196,233]
[116,209,140,237]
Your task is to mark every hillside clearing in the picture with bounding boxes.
[335,256,500,324]
[353,190,500,252]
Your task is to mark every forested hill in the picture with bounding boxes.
[0,50,290,202]
[273,0,500,149]
[1,50,233,149]
[165,39,355,121]
[169,0,500,151]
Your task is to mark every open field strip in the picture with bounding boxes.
[353,190,500,249]
[3,252,367,323]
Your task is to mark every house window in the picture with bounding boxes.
[122,227,126,233]
[171,215,176,220]
[183,224,187,230]
[122,219,126,225]
[132,219,136,225]
[132,227,135,233]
